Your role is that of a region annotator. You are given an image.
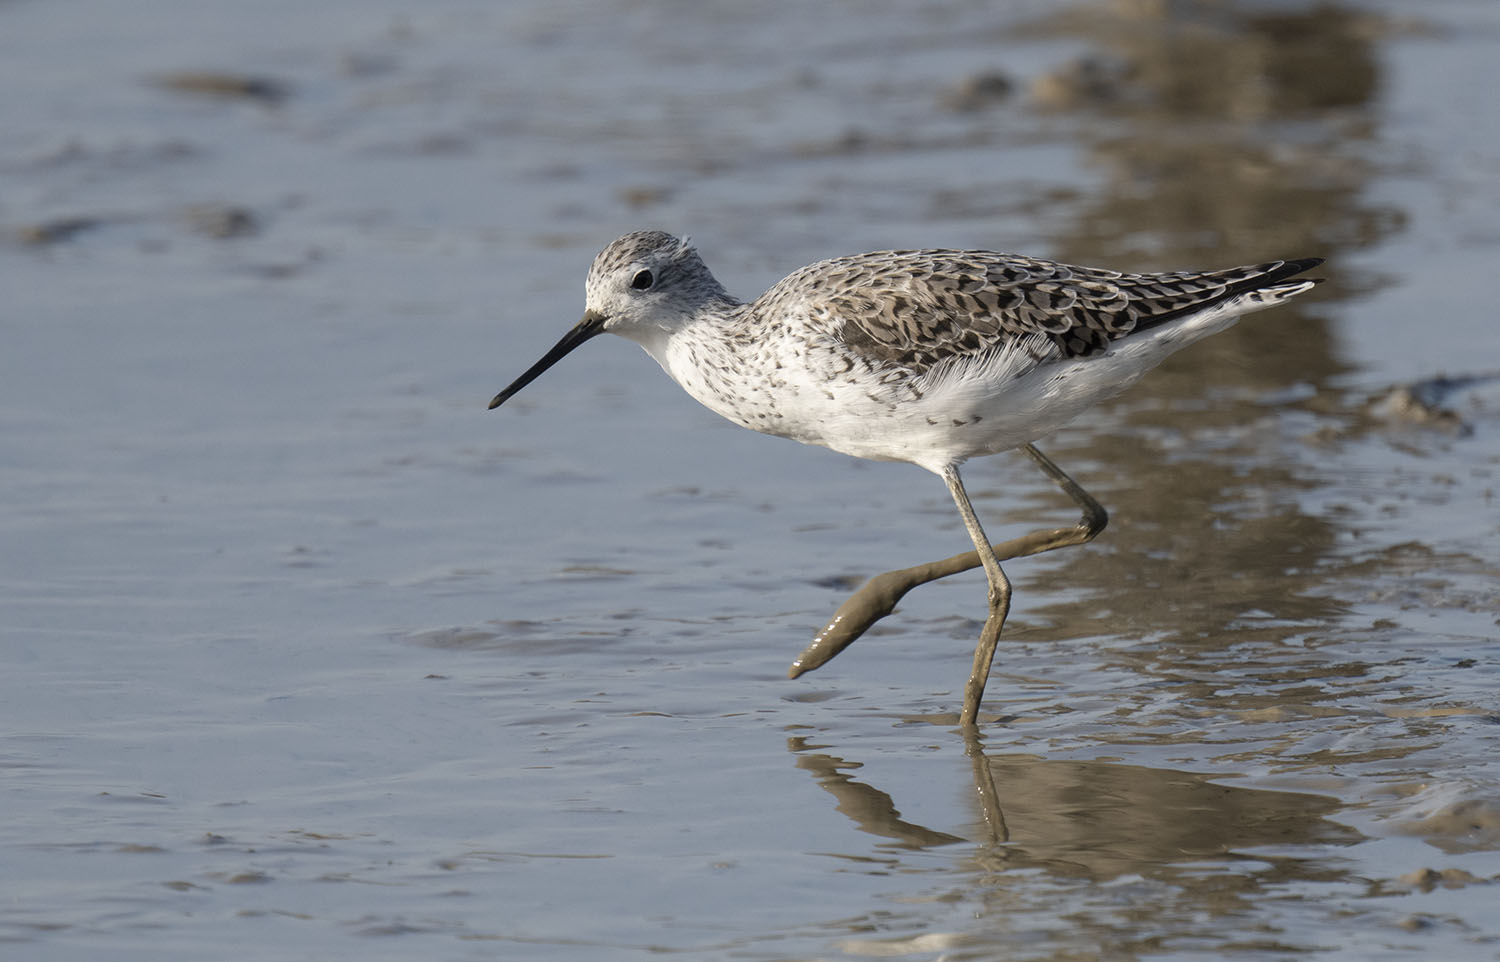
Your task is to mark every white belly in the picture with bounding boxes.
[648,299,1248,476]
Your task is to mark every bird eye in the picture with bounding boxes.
[630,269,654,290]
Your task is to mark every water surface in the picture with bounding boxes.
[3,0,1499,958]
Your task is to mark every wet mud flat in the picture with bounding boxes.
[2,0,1499,959]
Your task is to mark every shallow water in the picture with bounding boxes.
[3,0,1499,958]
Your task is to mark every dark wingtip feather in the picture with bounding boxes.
[1223,256,1326,297]
[1276,257,1326,287]
[1256,256,1325,287]
[1283,256,1325,273]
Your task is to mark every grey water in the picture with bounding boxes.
[3,0,1499,958]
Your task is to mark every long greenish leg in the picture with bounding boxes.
[941,463,1010,728]
[788,445,1108,722]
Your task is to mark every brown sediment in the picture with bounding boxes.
[150,71,290,105]
[16,216,106,245]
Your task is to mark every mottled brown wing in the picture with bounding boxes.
[775,249,1320,374]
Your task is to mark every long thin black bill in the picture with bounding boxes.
[488,311,608,410]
